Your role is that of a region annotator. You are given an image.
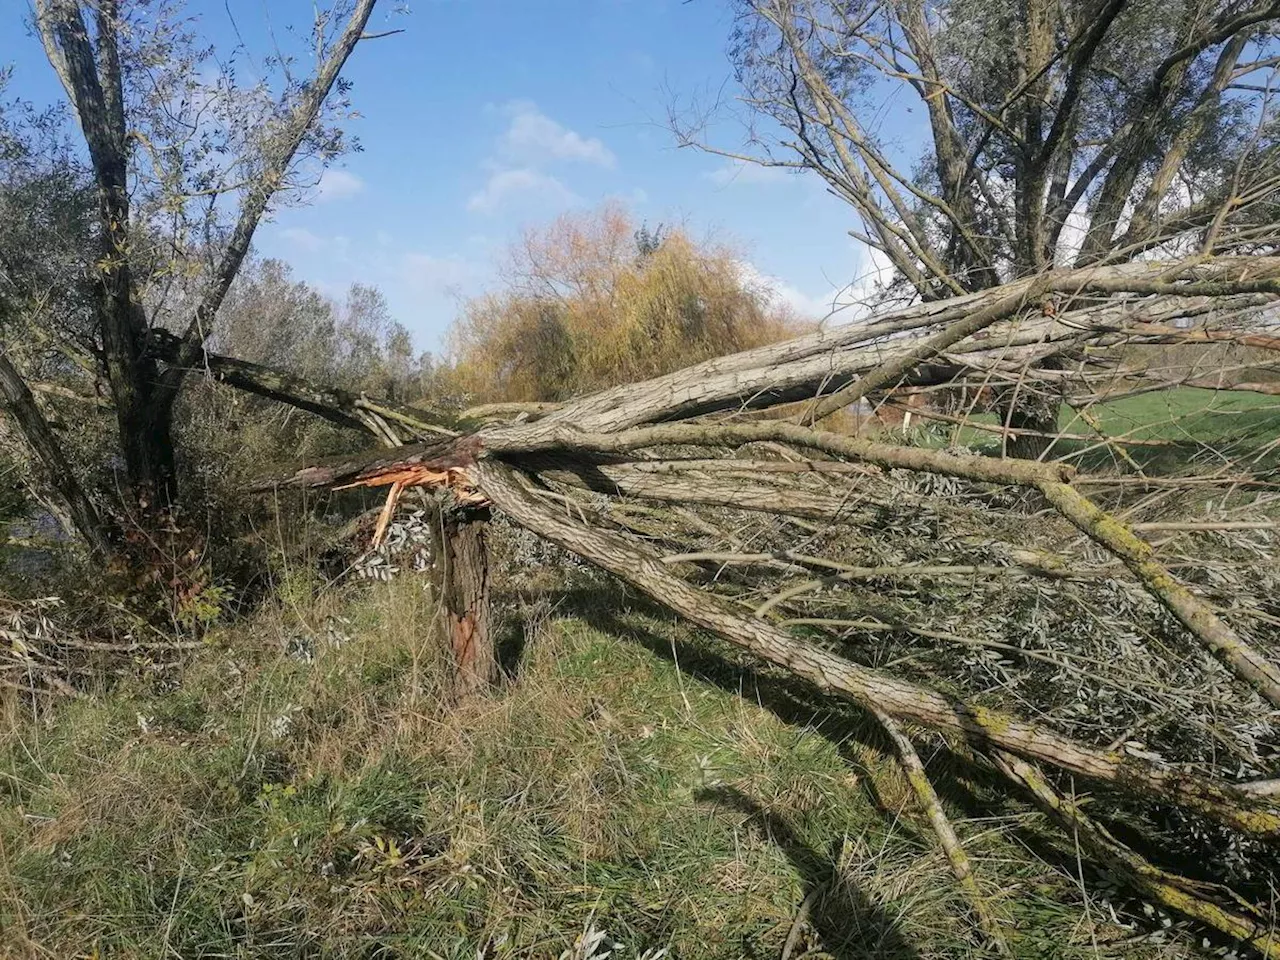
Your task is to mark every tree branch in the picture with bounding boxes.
[0,342,111,556]
[156,0,380,405]
[472,459,1280,838]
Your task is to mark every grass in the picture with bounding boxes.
[0,569,1199,959]
[916,386,1280,473]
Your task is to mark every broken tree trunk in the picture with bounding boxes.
[275,405,1280,711]
[247,253,1280,957]
[195,344,497,701]
[248,254,1280,950]
[432,503,496,699]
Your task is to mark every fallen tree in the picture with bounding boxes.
[234,254,1280,950]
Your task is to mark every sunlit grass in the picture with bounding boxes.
[907,387,1280,474]
[0,570,1194,959]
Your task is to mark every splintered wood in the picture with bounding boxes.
[338,464,487,548]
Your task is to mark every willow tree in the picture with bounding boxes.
[678,0,1280,451]
[448,205,801,404]
[267,250,1280,951]
[0,0,381,546]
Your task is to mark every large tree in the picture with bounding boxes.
[678,0,1280,448]
[0,0,379,542]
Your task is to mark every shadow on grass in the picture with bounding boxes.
[695,783,922,959]
[510,582,1259,904]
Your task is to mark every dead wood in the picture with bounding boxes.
[147,329,456,440]
[246,255,1280,950]
[473,460,1280,838]
[991,750,1280,957]
[431,504,497,699]
[872,708,1013,955]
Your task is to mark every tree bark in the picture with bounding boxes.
[1002,389,1063,461]
[146,328,454,438]
[432,504,496,699]
[0,346,112,556]
[474,459,1280,838]
[37,0,177,511]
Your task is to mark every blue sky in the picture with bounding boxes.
[6,0,883,352]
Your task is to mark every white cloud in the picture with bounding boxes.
[309,277,349,300]
[277,226,326,252]
[736,260,829,319]
[273,227,354,263]
[466,168,580,214]
[706,160,790,187]
[833,245,898,318]
[500,100,616,168]
[774,279,835,318]
[1053,206,1091,266]
[316,168,365,202]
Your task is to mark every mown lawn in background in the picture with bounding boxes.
[1074,386,1280,442]
[917,386,1280,472]
[0,575,1191,959]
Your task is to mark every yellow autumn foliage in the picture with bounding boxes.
[446,204,803,403]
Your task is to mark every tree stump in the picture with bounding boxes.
[1004,396,1062,460]
[433,503,496,699]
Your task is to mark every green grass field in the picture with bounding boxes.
[0,575,1191,959]
[1072,386,1279,442]
[920,387,1280,472]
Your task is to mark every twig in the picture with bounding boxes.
[990,749,1280,958]
[779,884,825,960]
[873,709,1012,955]
[1038,480,1280,707]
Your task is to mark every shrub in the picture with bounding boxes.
[447,204,803,403]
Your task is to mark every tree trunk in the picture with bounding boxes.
[0,346,113,556]
[433,504,496,699]
[1001,356,1064,460]
[1004,396,1062,460]
[112,358,178,513]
